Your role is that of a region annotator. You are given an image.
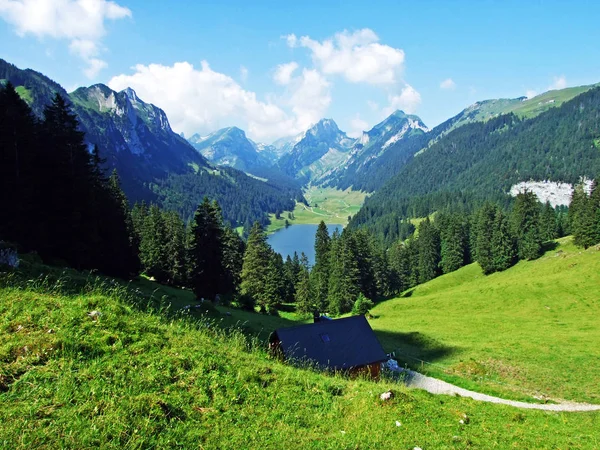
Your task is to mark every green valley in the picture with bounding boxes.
[267,187,367,233]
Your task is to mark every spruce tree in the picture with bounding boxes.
[439,213,468,274]
[511,190,542,260]
[539,201,558,242]
[475,203,497,274]
[295,253,314,316]
[417,218,441,283]
[490,209,517,272]
[311,221,331,312]
[221,226,245,297]
[189,197,225,300]
[240,222,271,310]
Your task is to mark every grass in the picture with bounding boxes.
[15,86,33,105]
[267,186,367,233]
[370,237,600,404]
[1,265,599,448]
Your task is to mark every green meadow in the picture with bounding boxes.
[370,237,600,404]
[267,186,367,233]
[1,261,599,449]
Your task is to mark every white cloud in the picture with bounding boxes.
[286,68,331,133]
[273,61,299,85]
[109,61,328,141]
[348,116,369,138]
[548,75,567,91]
[0,0,131,77]
[440,78,456,90]
[525,89,537,99]
[285,28,405,85]
[383,84,421,116]
[239,65,248,82]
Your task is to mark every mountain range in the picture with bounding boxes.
[3,56,600,240]
[0,58,300,228]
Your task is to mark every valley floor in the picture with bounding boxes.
[267,186,367,233]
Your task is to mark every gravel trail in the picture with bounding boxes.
[398,368,600,412]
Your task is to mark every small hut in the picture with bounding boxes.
[269,315,387,378]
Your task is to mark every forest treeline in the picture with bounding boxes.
[352,87,600,243]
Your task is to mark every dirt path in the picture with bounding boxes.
[398,368,600,412]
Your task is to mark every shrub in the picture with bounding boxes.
[351,293,374,316]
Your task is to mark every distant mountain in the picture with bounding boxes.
[0,59,301,228]
[277,119,356,183]
[188,126,271,173]
[70,84,209,198]
[323,110,429,191]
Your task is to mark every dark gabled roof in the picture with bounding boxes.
[272,315,387,371]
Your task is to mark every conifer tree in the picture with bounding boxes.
[189,197,225,300]
[139,204,169,281]
[475,203,497,274]
[417,218,441,283]
[221,226,245,297]
[439,213,468,274]
[295,253,314,316]
[240,222,271,310]
[490,209,517,272]
[511,190,542,260]
[283,255,297,303]
[540,201,558,242]
[311,221,331,311]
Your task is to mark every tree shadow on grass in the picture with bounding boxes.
[373,328,459,368]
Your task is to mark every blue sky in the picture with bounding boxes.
[1,0,599,142]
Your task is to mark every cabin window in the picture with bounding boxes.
[319,333,330,343]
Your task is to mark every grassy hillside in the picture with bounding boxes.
[1,266,599,448]
[370,237,600,404]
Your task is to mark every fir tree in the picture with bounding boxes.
[511,190,542,260]
[475,203,497,274]
[240,222,272,310]
[295,253,314,316]
[540,201,558,242]
[189,197,225,300]
[417,218,441,283]
[311,221,331,312]
[439,213,468,274]
[490,209,517,272]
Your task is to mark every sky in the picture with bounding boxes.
[1,0,600,142]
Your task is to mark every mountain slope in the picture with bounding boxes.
[70,84,210,199]
[323,111,429,191]
[351,86,600,239]
[0,59,300,227]
[188,127,271,173]
[277,119,355,183]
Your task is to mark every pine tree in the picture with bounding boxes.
[295,253,314,316]
[0,82,39,249]
[282,255,297,303]
[539,201,558,242]
[163,211,187,286]
[240,222,271,310]
[490,209,517,272]
[475,203,497,274]
[327,230,360,315]
[189,197,225,300]
[439,213,468,274]
[221,226,245,297]
[512,190,542,260]
[311,221,331,312]
[139,204,169,282]
[417,218,441,283]
[261,251,285,313]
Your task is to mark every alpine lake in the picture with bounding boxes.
[267,223,343,266]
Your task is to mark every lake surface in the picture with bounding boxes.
[267,223,343,266]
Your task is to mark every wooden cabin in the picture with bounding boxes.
[269,315,387,378]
